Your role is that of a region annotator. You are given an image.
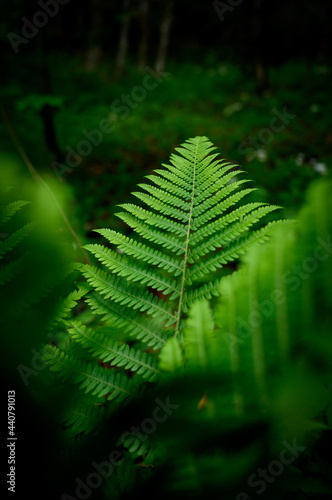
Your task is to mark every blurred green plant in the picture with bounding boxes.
[154,177,332,499]
[0,159,82,380]
[16,94,64,113]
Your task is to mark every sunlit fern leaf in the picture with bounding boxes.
[82,136,283,342]
[85,292,168,349]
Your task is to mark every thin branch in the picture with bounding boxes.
[0,103,91,265]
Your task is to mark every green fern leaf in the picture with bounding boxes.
[68,321,160,381]
[43,345,132,401]
[84,243,180,298]
[61,396,107,437]
[96,228,184,276]
[0,222,35,259]
[82,136,283,342]
[0,254,27,285]
[0,200,30,225]
[86,292,168,349]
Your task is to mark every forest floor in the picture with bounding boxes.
[1,55,331,235]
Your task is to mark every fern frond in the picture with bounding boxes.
[95,229,184,276]
[43,345,132,401]
[81,265,175,325]
[48,285,88,329]
[84,244,180,298]
[132,191,189,222]
[82,136,283,342]
[118,204,187,236]
[0,254,27,285]
[0,222,35,259]
[86,293,169,349]
[0,200,30,225]
[68,321,160,381]
[61,396,107,437]
[116,212,186,254]
[192,187,256,229]
[185,281,222,310]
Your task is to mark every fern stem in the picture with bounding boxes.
[174,138,200,336]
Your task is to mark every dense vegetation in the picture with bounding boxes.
[1,1,331,499]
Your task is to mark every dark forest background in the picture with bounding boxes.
[1,0,332,228]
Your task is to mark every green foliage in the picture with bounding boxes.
[0,166,85,434]
[16,94,64,112]
[149,178,332,498]
[68,321,160,380]
[0,187,71,328]
[43,345,134,401]
[0,199,34,283]
[40,136,291,495]
[214,177,332,416]
[18,136,329,499]
[81,136,283,341]
[4,59,330,231]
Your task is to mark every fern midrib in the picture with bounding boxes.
[80,369,131,395]
[174,139,200,336]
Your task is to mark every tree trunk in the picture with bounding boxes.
[252,0,269,94]
[137,0,150,71]
[155,0,173,75]
[84,0,104,72]
[115,0,131,77]
[38,34,63,162]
